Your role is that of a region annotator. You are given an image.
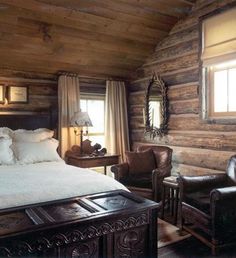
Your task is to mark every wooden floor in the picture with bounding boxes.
[158,209,236,258]
[158,236,236,258]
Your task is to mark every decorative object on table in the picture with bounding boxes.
[91,143,107,156]
[8,86,28,103]
[66,139,107,157]
[92,143,102,156]
[65,139,118,175]
[70,110,93,154]
[0,85,5,104]
[100,148,107,155]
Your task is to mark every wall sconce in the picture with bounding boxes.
[70,111,93,155]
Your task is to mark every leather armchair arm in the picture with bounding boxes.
[152,169,164,187]
[211,186,236,200]
[210,186,236,239]
[152,165,172,184]
[152,165,172,202]
[111,163,129,181]
[178,173,227,194]
[152,164,172,178]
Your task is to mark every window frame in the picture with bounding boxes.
[80,93,105,140]
[200,3,236,124]
[208,64,236,118]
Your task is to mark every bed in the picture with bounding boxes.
[0,161,127,210]
[0,112,158,257]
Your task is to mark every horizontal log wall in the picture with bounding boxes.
[128,0,236,176]
[0,75,58,113]
[0,71,105,121]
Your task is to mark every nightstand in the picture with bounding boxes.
[66,153,119,175]
[65,140,119,175]
[161,176,179,225]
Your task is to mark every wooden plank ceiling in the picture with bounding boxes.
[0,0,196,79]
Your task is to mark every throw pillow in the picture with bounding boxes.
[126,149,156,175]
[0,136,15,165]
[12,138,62,164]
[13,128,54,142]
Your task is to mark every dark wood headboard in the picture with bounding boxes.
[0,109,57,130]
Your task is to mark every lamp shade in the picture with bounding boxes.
[70,111,93,127]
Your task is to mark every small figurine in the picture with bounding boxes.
[92,143,102,156]
[100,148,107,155]
[91,144,107,156]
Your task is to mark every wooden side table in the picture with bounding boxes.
[65,141,119,175]
[66,154,119,175]
[161,176,179,225]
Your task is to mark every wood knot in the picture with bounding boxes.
[39,23,52,43]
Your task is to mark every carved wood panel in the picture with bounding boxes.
[0,190,157,258]
[61,239,99,258]
[113,226,148,258]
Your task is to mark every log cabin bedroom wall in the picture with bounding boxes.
[2,1,236,257]
[128,0,236,176]
[0,0,235,176]
[0,75,58,112]
[0,75,106,112]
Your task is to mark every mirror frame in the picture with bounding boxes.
[144,74,168,138]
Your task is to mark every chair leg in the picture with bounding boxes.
[174,188,179,225]
[160,185,166,219]
[171,188,174,216]
[212,239,219,256]
[179,217,184,231]
[211,246,219,256]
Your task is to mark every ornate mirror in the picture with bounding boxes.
[144,74,168,138]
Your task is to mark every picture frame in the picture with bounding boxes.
[0,85,5,104]
[8,86,28,104]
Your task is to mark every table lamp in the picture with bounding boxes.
[70,111,93,154]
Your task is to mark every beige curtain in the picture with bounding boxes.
[105,80,130,162]
[58,75,80,158]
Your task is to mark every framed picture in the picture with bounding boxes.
[8,86,28,103]
[0,85,5,104]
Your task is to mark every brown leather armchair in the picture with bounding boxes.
[178,155,236,255]
[111,145,172,202]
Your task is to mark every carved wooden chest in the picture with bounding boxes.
[0,190,158,258]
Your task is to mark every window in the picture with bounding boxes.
[201,7,236,120]
[80,95,105,146]
[208,62,236,117]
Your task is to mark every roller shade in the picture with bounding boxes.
[201,8,236,66]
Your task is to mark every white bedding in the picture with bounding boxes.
[0,161,127,210]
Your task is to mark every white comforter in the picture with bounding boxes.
[0,161,127,210]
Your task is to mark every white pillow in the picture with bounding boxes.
[13,128,54,142]
[13,138,62,164]
[0,136,15,165]
[0,127,13,137]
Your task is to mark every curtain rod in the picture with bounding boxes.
[57,71,128,82]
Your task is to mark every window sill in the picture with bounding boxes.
[202,117,236,125]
